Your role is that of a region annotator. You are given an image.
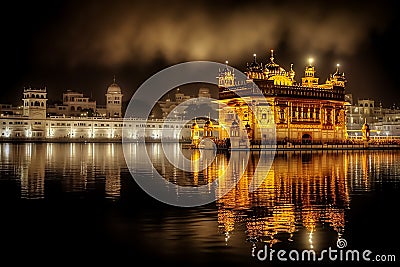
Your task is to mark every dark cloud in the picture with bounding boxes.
[3,0,398,107]
[37,1,394,68]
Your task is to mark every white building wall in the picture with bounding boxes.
[1,116,191,141]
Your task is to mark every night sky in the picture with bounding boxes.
[2,0,398,107]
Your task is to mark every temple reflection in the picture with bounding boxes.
[0,142,399,246]
[215,151,354,247]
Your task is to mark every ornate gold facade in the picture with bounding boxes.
[218,50,347,144]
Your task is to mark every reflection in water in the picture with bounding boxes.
[0,143,399,253]
[216,151,350,248]
[0,143,122,200]
[20,143,45,199]
[213,150,400,251]
[122,144,400,250]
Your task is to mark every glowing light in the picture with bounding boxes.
[309,231,314,249]
[225,232,230,243]
[308,58,314,66]
[225,60,229,65]
[25,129,32,138]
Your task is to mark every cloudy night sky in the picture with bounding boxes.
[2,0,398,107]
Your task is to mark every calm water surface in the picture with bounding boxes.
[0,143,399,265]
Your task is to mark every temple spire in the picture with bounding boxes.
[270,49,274,62]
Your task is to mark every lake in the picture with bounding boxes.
[0,143,398,265]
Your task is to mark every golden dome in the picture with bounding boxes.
[205,119,213,127]
[191,122,199,129]
[264,50,287,77]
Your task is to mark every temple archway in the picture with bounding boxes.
[302,133,312,144]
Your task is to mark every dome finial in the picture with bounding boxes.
[270,49,274,62]
[113,75,116,84]
[336,63,340,73]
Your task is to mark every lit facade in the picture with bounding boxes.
[62,90,96,116]
[346,98,400,137]
[156,87,212,119]
[1,81,191,141]
[105,77,123,118]
[217,51,347,144]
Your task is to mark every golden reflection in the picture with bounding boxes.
[138,145,398,247]
[2,142,399,244]
[191,150,200,186]
[211,151,355,246]
[217,209,235,243]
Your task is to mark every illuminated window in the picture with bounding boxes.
[303,108,308,119]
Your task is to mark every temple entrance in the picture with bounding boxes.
[302,133,312,144]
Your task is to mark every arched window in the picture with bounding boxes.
[71,106,75,111]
